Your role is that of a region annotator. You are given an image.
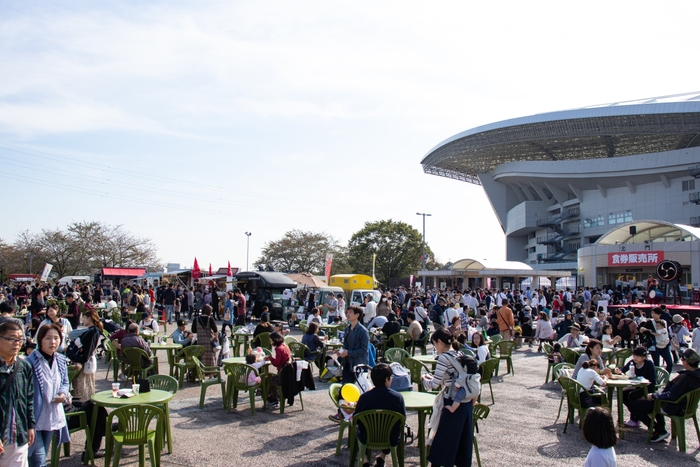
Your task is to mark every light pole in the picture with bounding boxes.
[244,232,252,271]
[416,212,431,290]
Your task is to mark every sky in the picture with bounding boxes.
[1,1,699,273]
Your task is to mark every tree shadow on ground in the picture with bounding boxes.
[240,425,339,457]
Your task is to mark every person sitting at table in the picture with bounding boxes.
[554,312,575,338]
[558,324,584,348]
[617,346,656,428]
[576,359,607,407]
[301,322,324,362]
[629,348,700,442]
[308,307,323,326]
[273,322,290,337]
[471,332,491,366]
[121,323,156,375]
[406,312,423,345]
[138,311,159,334]
[354,363,406,467]
[172,319,194,347]
[245,352,263,386]
[573,339,613,379]
[601,324,621,350]
[382,312,401,339]
[447,315,464,337]
[367,314,388,331]
[262,331,292,409]
[254,311,273,337]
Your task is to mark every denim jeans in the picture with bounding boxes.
[29,430,56,467]
[164,304,174,323]
[651,345,674,374]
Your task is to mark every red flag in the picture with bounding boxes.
[192,257,200,280]
[209,263,213,276]
[227,261,232,277]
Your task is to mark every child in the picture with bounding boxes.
[273,322,290,337]
[601,324,621,349]
[548,343,564,365]
[245,352,263,386]
[576,360,606,408]
[582,407,617,467]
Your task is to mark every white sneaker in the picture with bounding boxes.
[624,419,639,427]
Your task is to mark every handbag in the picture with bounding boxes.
[83,355,97,374]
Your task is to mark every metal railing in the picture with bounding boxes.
[689,165,700,178]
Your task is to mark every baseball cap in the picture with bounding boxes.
[176,319,186,326]
[681,348,700,366]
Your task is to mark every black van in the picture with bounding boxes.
[233,271,298,321]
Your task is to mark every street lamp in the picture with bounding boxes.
[244,232,252,271]
[416,213,431,290]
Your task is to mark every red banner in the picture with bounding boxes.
[607,251,664,266]
[324,253,333,280]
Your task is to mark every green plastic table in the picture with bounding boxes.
[91,389,175,454]
[150,343,183,376]
[319,324,344,338]
[402,391,436,467]
[413,355,438,370]
[605,378,649,439]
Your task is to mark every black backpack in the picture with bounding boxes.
[130,294,138,306]
[619,320,633,341]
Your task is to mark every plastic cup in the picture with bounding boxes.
[132,384,140,395]
[112,383,120,397]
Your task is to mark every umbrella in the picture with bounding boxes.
[192,257,201,280]
[285,272,326,288]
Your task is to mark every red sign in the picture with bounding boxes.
[324,253,333,280]
[607,251,664,266]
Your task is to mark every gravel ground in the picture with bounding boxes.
[53,330,700,466]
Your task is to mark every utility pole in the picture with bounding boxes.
[245,232,252,271]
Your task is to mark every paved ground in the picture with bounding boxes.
[54,329,700,466]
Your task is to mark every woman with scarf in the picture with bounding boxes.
[27,324,70,467]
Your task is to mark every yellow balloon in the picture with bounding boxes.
[341,384,361,403]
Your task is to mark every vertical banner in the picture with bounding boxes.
[372,253,377,286]
[410,274,414,287]
[324,253,333,282]
[39,263,53,282]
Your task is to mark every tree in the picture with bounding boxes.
[347,220,434,283]
[254,230,345,275]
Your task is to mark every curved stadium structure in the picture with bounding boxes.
[421,92,700,283]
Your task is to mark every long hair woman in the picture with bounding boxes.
[70,309,103,403]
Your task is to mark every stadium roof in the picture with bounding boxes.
[596,220,700,245]
[422,92,700,185]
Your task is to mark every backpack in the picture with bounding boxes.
[442,353,481,401]
[619,320,633,341]
[388,362,412,392]
[130,294,138,306]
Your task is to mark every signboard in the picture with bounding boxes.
[39,263,53,282]
[324,253,333,282]
[607,251,664,266]
[597,299,608,313]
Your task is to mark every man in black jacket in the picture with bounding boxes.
[630,348,700,442]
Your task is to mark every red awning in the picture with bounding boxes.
[8,274,39,281]
[102,268,147,277]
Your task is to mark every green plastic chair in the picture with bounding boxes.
[489,335,502,345]
[655,366,670,392]
[384,348,411,366]
[104,339,121,382]
[67,365,82,391]
[231,333,251,357]
[50,411,94,467]
[253,332,272,349]
[299,320,308,333]
[608,348,633,369]
[147,375,178,394]
[552,363,575,419]
[388,333,408,350]
[105,404,164,467]
[647,387,700,452]
[223,363,263,415]
[404,357,431,392]
[350,410,405,467]
[288,341,312,362]
[559,347,580,365]
[542,342,555,383]
[122,347,159,379]
[284,335,299,344]
[472,404,490,467]
[411,330,431,356]
[461,347,475,357]
[328,383,353,456]
[191,356,225,409]
[173,345,205,388]
[277,378,304,414]
[558,376,608,433]
[478,358,499,404]
[494,341,516,376]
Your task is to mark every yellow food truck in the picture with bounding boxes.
[329,274,380,307]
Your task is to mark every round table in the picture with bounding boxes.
[320,324,344,338]
[91,389,175,454]
[140,331,157,343]
[150,343,183,376]
[413,354,439,369]
[605,378,650,439]
[402,391,436,467]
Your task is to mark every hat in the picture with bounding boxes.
[569,324,581,332]
[176,319,186,326]
[681,348,700,366]
[524,305,532,311]
[673,314,683,324]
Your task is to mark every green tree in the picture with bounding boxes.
[254,230,344,274]
[347,220,434,283]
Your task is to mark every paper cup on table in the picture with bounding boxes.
[132,384,140,395]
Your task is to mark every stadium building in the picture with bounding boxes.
[421,92,700,290]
